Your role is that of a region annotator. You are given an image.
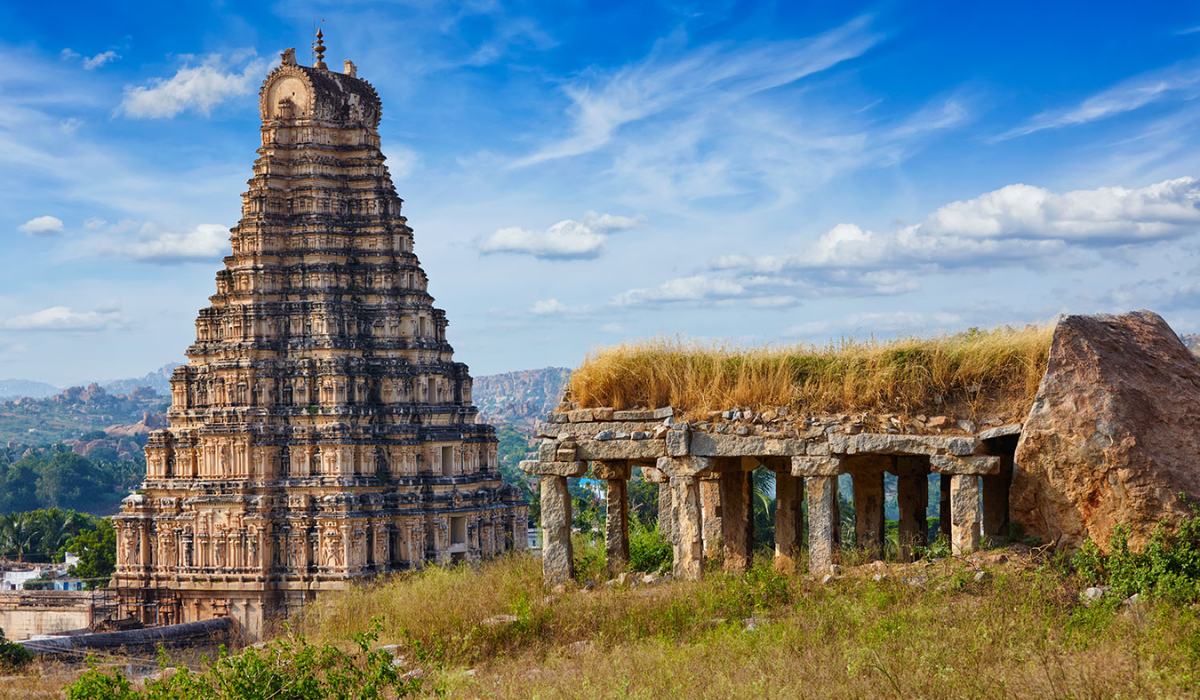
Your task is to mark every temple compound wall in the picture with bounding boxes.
[114,40,526,641]
[522,407,1020,583]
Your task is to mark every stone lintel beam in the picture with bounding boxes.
[519,460,588,477]
[829,433,978,457]
[575,440,666,462]
[687,433,808,458]
[978,423,1023,441]
[536,420,657,439]
[791,455,844,477]
[656,455,715,478]
[929,454,1000,475]
[589,461,631,480]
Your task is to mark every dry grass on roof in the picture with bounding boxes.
[566,325,1054,421]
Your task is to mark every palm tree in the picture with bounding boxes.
[0,514,37,563]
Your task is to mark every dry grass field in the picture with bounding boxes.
[290,550,1200,699]
[566,326,1054,423]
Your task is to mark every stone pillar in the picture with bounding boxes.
[606,478,629,574]
[540,475,574,584]
[719,467,751,573]
[671,475,703,580]
[851,470,884,559]
[657,483,676,544]
[939,474,952,541]
[896,460,929,561]
[950,474,981,555]
[806,476,838,574]
[594,462,631,576]
[700,477,723,560]
[981,452,1013,541]
[773,472,803,572]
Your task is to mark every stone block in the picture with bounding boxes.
[929,454,1000,475]
[950,474,981,555]
[666,426,690,456]
[590,462,631,480]
[613,410,654,421]
[652,407,675,419]
[593,407,615,421]
[546,414,570,424]
[656,455,715,478]
[541,475,574,584]
[519,460,588,477]
[829,432,978,457]
[807,475,839,574]
[574,439,666,461]
[791,455,843,476]
[568,409,595,423]
[688,432,807,458]
[978,423,1022,441]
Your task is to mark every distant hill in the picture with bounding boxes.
[473,367,570,429]
[0,379,59,401]
[0,363,567,452]
[0,383,167,446]
[102,363,181,396]
[1182,334,1200,353]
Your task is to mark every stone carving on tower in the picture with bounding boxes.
[113,39,528,639]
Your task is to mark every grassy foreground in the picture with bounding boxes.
[566,326,1053,421]
[281,550,1199,699]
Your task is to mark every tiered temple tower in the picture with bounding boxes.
[114,38,527,639]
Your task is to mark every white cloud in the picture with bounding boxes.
[86,222,230,263]
[118,51,275,119]
[530,298,593,315]
[83,51,119,70]
[613,275,746,307]
[61,48,120,70]
[18,215,64,236]
[480,211,644,259]
[719,176,1200,275]
[119,223,230,262]
[1,305,126,331]
[513,15,882,167]
[997,61,1200,141]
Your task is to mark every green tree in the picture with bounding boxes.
[35,452,114,511]
[0,460,39,515]
[0,513,37,561]
[65,520,116,586]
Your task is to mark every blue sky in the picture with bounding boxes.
[4,1,1200,386]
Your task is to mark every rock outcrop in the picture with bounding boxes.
[1012,310,1200,550]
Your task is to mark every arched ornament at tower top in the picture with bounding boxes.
[257,49,382,128]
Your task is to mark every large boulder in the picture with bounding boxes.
[1012,310,1200,550]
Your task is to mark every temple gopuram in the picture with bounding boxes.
[113,35,527,639]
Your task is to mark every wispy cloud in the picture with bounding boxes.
[480,211,644,260]
[85,222,231,263]
[61,48,120,70]
[513,15,884,167]
[996,60,1200,141]
[1,305,127,331]
[118,50,275,118]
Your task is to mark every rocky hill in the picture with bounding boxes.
[0,383,168,447]
[473,367,570,429]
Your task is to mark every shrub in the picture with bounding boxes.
[0,627,31,671]
[1075,503,1200,603]
[629,519,672,573]
[63,621,428,700]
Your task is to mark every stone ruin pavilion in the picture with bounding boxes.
[114,36,527,639]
